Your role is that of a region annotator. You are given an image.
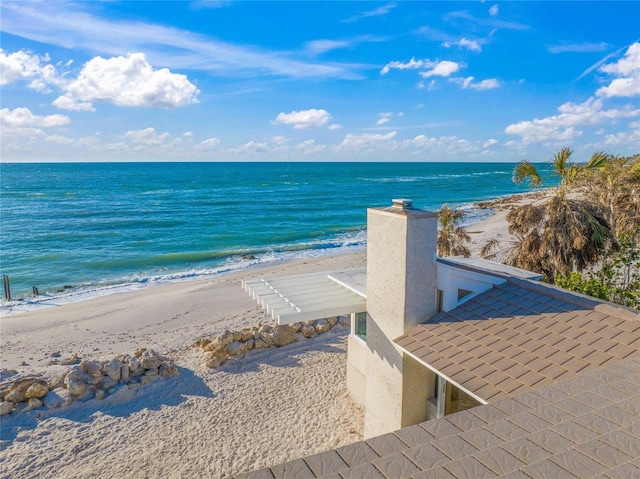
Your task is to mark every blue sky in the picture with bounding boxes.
[1,1,639,162]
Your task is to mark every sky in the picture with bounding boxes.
[1,1,639,163]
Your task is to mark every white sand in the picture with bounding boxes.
[0,199,526,479]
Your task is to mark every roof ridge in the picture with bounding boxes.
[503,276,640,321]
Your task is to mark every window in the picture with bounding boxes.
[355,312,367,340]
[457,288,473,302]
[437,289,444,312]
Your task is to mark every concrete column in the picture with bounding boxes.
[364,199,438,437]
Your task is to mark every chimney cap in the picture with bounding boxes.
[392,198,413,209]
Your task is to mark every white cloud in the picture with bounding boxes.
[453,76,500,90]
[376,117,391,126]
[125,127,170,145]
[547,42,609,54]
[596,43,640,98]
[0,107,70,128]
[0,49,52,87]
[597,78,640,98]
[232,141,269,154]
[196,137,221,149]
[420,61,460,78]
[45,135,75,144]
[489,5,499,16]
[54,53,200,110]
[271,136,289,145]
[505,97,640,144]
[604,127,640,145]
[342,2,397,23]
[1,2,358,80]
[443,38,482,52]
[328,123,342,130]
[483,139,498,147]
[381,57,425,75]
[52,95,95,112]
[306,39,351,55]
[339,131,397,149]
[273,109,332,130]
[296,139,326,154]
[0,49,64,95]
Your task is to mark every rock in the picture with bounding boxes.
[204,351,228,368]
[128,383,141,390]
[213,330,235,348]
[232,330,243,342]
[292,332,305,342]
[258,324,272,334]
[226,341,249,356]
[338,316,351,327]
[134,348,146,358]
[144,368,159,377]
[60,354,80,365]
[140,350,161,370]
[65,371,87,397]
[80,360,103,379]
[25,383,49,399]
[101,377,117,390]
[159,363,178,377]
[102,359,122,382]
[260,333,274,347]
[327,317,339,328]
[202,342,220,352]
[131,367,145,378]
[25,398,42,411]
[50,351,61,358]
[239,328,254,342]
[289,322,303,333]
[43,388,73,409]
[126,356,140,372]
[245,338,255,350]
[47,373,66,391]
[314,319,331,334]
[0,402,13,416]
[140,375,158,387]
[192,338,210,349]
[95,389,105,400]
[300,323,317,338]
[120,364,130,381]
[272,324,294,347]
[252,339,269,350]
[4,378,48,403]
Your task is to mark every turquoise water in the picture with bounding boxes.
[0,162,553,311]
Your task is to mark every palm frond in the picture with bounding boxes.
[585,151,608,170]
[553,146,573,178]
[512,161,542,186]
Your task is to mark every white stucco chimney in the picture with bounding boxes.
[364,199,438,437]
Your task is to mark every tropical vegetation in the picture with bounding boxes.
[482,148,639,307]
[437,204,470,257]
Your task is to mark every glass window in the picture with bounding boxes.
[457,288,473,302]
[355,312,367,340]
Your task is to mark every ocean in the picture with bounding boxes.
[0,162,554,313]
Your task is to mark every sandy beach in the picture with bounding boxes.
[0,196,535,478]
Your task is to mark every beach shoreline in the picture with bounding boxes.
[0,190,545,478]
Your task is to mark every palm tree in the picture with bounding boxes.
[492,147,613,281]
[437,204,470,257]
[580,154,640,243]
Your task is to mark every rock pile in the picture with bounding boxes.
[0,349,178,416]
[193,316,349,369]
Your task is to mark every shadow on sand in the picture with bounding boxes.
[0,366,213,447]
